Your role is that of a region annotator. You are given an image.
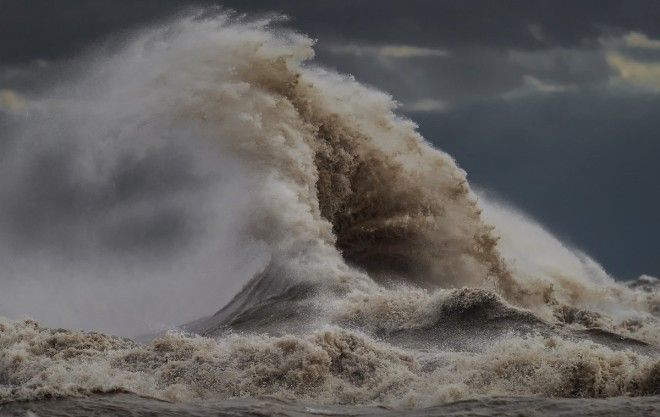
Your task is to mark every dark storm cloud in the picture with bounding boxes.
[3,0,660,65]
[220,0,660,50]
[315,42,617,111]
[507,48,612,88]
[622,47,660,63]
[413,92,660,279]
[0,0,186,65]
[2,0,659,102]
[315,46,526,105]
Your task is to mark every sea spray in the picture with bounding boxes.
[0,11,658,409]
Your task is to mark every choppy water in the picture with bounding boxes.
[0,10,658,417]
[1,394,659,417]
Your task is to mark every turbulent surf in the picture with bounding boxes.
[0,11,658,415]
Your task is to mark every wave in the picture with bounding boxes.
[0,11,658,408]
[1,319,658,406]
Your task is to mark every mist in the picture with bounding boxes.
[0,17,271,336]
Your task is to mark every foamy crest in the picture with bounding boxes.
[0,10,658,409]
[1,319,657,407]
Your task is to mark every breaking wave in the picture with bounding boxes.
[0,11,658,408]
[1,319,658,406]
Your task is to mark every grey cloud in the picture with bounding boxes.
[221,0,660,51]
[0,0,187,65]
[4,1,660,108]
[508,47,612,88]
[327,44,447,59]
[618,48,660,63]
[316,45,524,107]
[4,0,660,66]
[414,91,660,279]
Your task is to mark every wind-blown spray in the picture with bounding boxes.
[0,12,657,408]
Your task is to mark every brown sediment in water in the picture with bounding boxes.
[0,11,658,412]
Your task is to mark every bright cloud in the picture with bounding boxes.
[607,52,660,91]
[622,32,660,49]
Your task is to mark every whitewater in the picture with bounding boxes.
[0,12,658,416]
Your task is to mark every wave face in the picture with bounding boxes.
[0,12,658,408]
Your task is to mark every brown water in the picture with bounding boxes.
[1,394,658,417]
[0,10,658,417]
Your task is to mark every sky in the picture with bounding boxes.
[1,0,659,280]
